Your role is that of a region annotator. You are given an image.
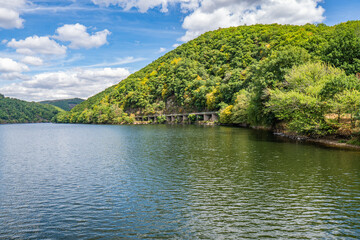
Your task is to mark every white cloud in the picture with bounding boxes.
[158,47,166,53]
[172,43,181,48]
[92,0,175,13]
[92,0,325,41]
[7,35,67,55]
[0,67,130,101]
[21,56,44,66]
[0,0,26,29]
[180,0,325,41]
[0,72,29,81]
[0,57,29,73]
[55,23,111,49]
[0,0,27,9]
[91,0,201,12]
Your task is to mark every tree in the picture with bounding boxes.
[322,23,360,75]
[266,89,330,135]
[231,90,251,124]
[334,90,360,127]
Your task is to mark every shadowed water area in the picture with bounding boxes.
[0,124,359,239]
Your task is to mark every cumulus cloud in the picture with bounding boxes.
[172,43,181,48]
[21,56,44,66]
[180,0,325,41]
[93,0,325,41]
[0,67,130,101]
[0,57,29,73]
[7,35,67,55]
[0,0,26,29]
[55,23,111,49]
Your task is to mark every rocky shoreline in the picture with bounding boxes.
[272,132,360,151]
[217,123,360,151]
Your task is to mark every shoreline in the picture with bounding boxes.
[219,123,360,151]
[134,120,360,150]
[271,131,360,151]
[2,120,360,150]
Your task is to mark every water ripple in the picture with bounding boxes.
[0,124,359,239]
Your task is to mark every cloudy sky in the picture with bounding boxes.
[0,0,359,101]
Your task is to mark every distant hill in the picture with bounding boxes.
[0,94,60,124]
[40,98,84,111]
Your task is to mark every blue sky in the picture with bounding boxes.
[0,0,359,101]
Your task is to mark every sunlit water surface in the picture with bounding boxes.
[0,124,359,239]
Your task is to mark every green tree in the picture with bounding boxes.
[231,90,251,124]
[334,90,360,127]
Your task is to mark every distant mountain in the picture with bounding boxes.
[40,98,84,111]
[0,94,60,124]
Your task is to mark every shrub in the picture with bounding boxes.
[157,115,166,123]
[188,114,197,123]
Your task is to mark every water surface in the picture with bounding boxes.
[0,124,359,239]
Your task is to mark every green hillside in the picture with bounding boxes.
[40,98,84,111]
[56,21,360,141]
[0,94,60,124]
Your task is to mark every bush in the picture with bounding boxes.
[231,90,251,124]
[219,105,233,124]
[188,114,197,123]
[157,115,166,123]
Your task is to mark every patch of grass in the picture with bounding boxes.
[347,138,360,146]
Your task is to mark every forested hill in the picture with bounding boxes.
[40,98,84,111]
[57,21,360,140]
[0,94,60,124]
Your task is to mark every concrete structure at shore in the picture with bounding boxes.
[135,112,219,123]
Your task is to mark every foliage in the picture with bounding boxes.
[266,62,360,136]
[219,105,233,124]
[333,90,360,127]
[266,89,331,135]
[0,95,60,123]
[188,114,197,122]
[322,22,360,75]
[157,115,166,124]
[231,90,251,124]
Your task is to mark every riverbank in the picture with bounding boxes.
[272,131,360,151]
[133,119,360,150]
[249,124,360,151]
[4,119,360,150]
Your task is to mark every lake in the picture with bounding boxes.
[0,123,359,239]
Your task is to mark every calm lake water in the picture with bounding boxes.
[0,124,359,239]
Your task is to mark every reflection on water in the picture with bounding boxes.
[0,124,359,239]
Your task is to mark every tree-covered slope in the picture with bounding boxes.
[40,98,84,111]
[57,21,360,140]
[0,94,60,124]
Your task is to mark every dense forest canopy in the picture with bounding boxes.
[56,21,360,141]
[0,95,60,124]
[40,98,84,111]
